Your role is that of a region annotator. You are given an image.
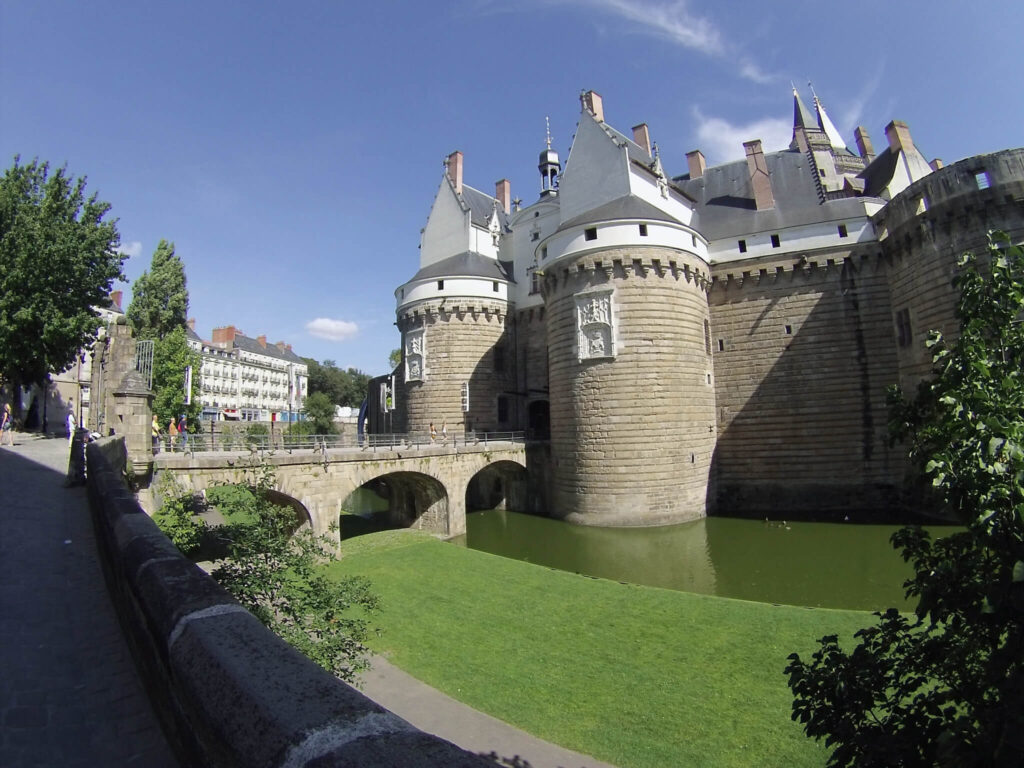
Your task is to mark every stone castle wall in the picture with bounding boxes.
[708,248,903,515]
[398,299,514,437]
[512,307,550,435]
[544,247,717,526]
[880,149,1024,391]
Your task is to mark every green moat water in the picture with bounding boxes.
[450,509,954,611]
[339,489,953,611]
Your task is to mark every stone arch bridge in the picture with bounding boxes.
[152,442,529,540]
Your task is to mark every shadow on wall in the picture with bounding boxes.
[466,460,529,513]
[708,256,907,520]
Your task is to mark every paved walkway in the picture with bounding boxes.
[359,656,617,768]
[0,434,179,767]
[0,433,615,768]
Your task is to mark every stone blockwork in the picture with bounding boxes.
[512,307,550,437]
[709,249,902,514]
[398,299,515,437]
[86,437,492,768]
[544,247,717,526]
[89,317,139,436]
[155,442,528,539]
[880,149,1024,391]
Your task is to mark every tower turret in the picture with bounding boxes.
[539,116,560,197]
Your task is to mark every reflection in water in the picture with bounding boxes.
[454,510,949,611]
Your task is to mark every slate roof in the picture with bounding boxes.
[460,184,510,230]
[232,333,306,364]
[558,194,680,232]
[186,325,202,342]
[675,149,876,239]
[409,251,510,283]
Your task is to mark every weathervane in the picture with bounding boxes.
[545,116,552,150]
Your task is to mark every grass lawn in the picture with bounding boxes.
[327,531,870,768]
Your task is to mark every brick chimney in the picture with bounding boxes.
[581,90,604,122]
[187,317,196,331]
[109,290,122,311]
[854,127,875,161]
[495,179,511,214]
[744,140,775,210]
[446,151,463,194]
[257,334,267,348]
[686,150,706,179]
[632,123,651,155]
[884,120,914,155]
[212,325,237,344]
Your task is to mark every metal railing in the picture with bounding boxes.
[154,430,526,456]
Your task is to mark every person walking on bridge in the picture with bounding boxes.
[0,402,14,446]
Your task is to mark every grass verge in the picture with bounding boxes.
[327,531,868,768]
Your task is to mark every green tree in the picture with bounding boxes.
[389,347,401,371]
[211,461,379,682]
[126,239,188,340]
[786,232,1024,767]
[302,390,336,434]
[0,157,124,416]
[152,326,201,429]
[303,357,371,408]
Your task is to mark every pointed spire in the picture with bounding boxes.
[812,88,851,152]
[790,86,817,151]
[545,116,552,150]
[792,86,816,131]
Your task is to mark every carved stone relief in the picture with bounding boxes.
[575,289,615,361]
[405,329,425,381]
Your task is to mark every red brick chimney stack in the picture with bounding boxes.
[581,90,604,123]
[446,151,463,194]
[212,326,237,344]
[257,335,267,348]
[743,140,775,210]
[686,150,706,179]
[495,179,511,214]
[632,123,651,155]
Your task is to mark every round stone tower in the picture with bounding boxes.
[396,291,512,437]
[542,215,717,526]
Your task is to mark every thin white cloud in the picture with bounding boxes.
[692,107,791,165]
[306,318,359,342]
[117,240,143,258]
[581,0,723,55]
[837,63,886,138]
[737,59,777,85]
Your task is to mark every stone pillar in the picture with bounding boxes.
[112,369,154,477]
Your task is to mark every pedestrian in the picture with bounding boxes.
[0,403,14,446]
[178,414,188,450]
[66,404,77,447]
[441,420,448,442]
[430,422,436,442]
[168,416,178,450]
[152,413,161,454]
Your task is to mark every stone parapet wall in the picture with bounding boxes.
[544,247,716,525]
[398,299,514,436]
[86,437,490,767]
[880,149,1024,389]
[709,249,903,514]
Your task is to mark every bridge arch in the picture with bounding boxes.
[343,471,451,534]
[466,460,529,513]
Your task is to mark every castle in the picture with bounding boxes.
[384,89,1024,526]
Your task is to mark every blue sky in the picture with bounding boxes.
[3,1,1021,374]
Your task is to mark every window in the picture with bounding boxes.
[530,231,539,241]
[704,319,711,355]
[497,395,509,423]
[493,344,505,373]
[584,227,597,241]
[738,239,747,253]
[493,281,499,292]
[975,171,991,190]
[785,325,792,335]
[437,280,444,290]
[718,339,725,352]
[541,246,548,260]
[896,308,912,347]
[838,224,848,238]
[771,234,781,248]
[638,224,648,236]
